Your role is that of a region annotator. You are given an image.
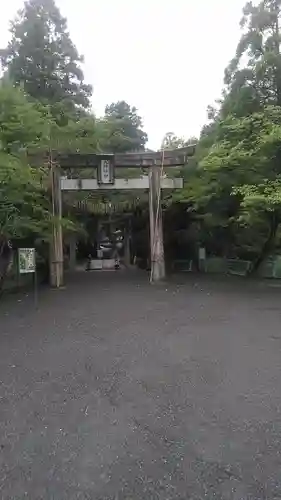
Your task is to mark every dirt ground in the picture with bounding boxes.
[1,271,281,499]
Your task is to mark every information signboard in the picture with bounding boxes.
[18,248,36,274]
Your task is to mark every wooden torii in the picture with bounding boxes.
[40,146,194,287]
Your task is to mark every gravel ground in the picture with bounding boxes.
[1,271,281,499]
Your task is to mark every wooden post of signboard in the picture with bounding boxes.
[18,248,37,307]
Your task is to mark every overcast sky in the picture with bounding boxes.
[0,0,247,149]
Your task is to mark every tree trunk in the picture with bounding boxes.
[249,213,279,274]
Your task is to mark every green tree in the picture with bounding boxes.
[0,0,92,125]
[193,106,281,263]
[0,83,49,153]
[224,0,281,116]
[0,153,51,288]
[50,115,99,154]
[0,154,50,241]
[99,101,148,152]
[173,0,281,265]
[162,132,185,150]
[0,83,78,288]
[162,133,198,150]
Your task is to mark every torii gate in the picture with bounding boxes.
[44,147,194,287]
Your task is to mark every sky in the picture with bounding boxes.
[0,0,247,149]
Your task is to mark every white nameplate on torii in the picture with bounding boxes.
[61,177,183,191]
[100,160,110,183]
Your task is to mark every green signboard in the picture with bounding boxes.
[18,248,36,274]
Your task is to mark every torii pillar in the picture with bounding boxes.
[49,163,64,288]
[149,165,165,282]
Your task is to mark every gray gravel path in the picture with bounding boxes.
[1,271,281,499]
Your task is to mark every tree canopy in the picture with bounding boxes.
[174,0,281,266]
[0,83,49,153]
[0,0,92,124]
[225,0,281,111]
[99,101,148,152]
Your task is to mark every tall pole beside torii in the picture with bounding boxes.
[30,147,195,287]
[148,164,165,282]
